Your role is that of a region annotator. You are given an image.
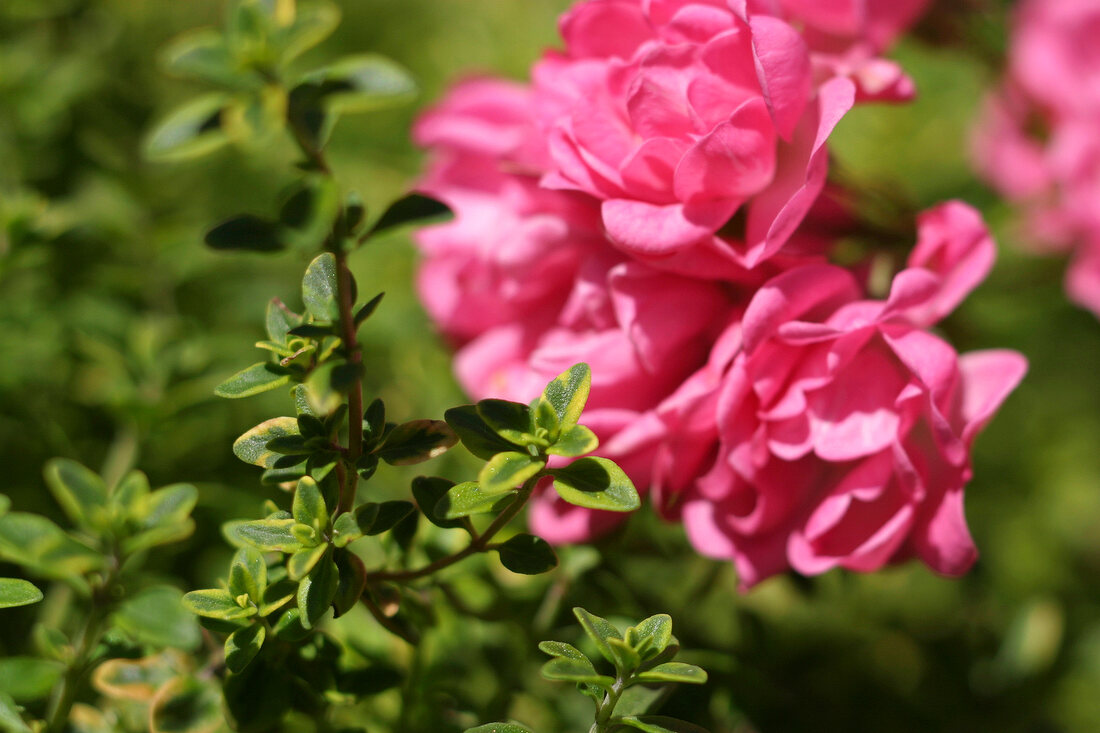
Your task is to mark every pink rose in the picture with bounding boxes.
[535,1,855,278]
[679,205,1025,587]
[413,79,603,342]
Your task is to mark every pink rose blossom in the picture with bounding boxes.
[535,1,855,278]
[677,203,1025,587]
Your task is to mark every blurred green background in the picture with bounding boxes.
[3,0,1100,731]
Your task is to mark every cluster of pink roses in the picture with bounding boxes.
[973,0,1100,318]
[415,0,1026,588]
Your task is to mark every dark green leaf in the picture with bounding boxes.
[336,664,402,696]
[0,496,8,517]
[367,193,451,237]
[365,501,415,536]
[0,658,63,703]
[363,398,385,440]
[42,458,108,530]
[286,323,334,339]
[297,551,338,629]
[552,457,640,512]
[443,405,521,460]
[542,363,591,430]
[113,586,202,651]
[540,657,612,687]
[272,608,311,641]
[149,677,222,733]
[204,215,284,253]
[635,663,707,685]
[353,292,384,327]
[478,452,544,495]
[547,424,598,458]
[608,637,641,673]
[631,615,673,658]
[375,420,457,466]
[225,624,266,674]
[332,550,366,618]
[573,607,621,666]
[496,534,558,575]
[477,399,532,444]
[613,716,709,733]
[302,252,339,322]
[233,417,300,468]
[0,579,41,610]
[434,481,510,521]
[410,477,462,529]
[144,94,230,162]
[278,177,340,250]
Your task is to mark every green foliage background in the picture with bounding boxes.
[3,0,1100,731]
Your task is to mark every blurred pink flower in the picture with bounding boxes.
[973,0,1100,317]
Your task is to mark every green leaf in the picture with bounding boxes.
[363,398,386,440]
[434,481,510,521]
[410,477,463,529]
[367,193,452,237]
[573,607,621,666]
[0,657,64,702]
[306,360,362,415]
[287,543,327,581]
[613,716,709,733]
[0,692,32,732]
[149,677,223,733]
[278,177,341,250]
[225,624,266,674]
[228,547,267,602]
[182,589,255,621]
[204,215,285,253]
[123,483,199,554]
[90,658,173,701]
[292,476,328,530]
[233,417,300,468]
[607,637,641,673]
[144,93,231,162]
[542,363,591,430]
[530,396,560,437]
[444,405,523,461]
[228,518,302,553]
[271,608,310,641]
[113,586,202,651]
[332,549,366,618]
[547,424,598,457]
[354,292,384,327]
[266,299,299,342]
[464,724,535,733]
[0,512,102,579]
[302,252,339,322]
[215,362,292,399]
[552,457,640,512]
[331,508,368,547]
[297,550,338,629]
[0,495,9,517]
[540,656,612,687]
[365,501,415,536]
[496,534,558,575]
[302,54,417,114]
[113,470,150,510]
[537,640,589,661]
[0,579,41,609]
[375,420,457,466]
[477,399,533,445]
[162,29,241,86]
[478,452,544,495]
[275,0,341,63]
[631,614,673,657]
[391,509,419,552]
[635,663,708,685]
[42,458,108,530]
